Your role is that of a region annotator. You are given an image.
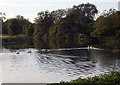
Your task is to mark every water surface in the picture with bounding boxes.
[1,47,120,83]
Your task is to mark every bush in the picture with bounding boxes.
[48,71,120,85]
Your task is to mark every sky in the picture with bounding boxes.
[0,0,119,22]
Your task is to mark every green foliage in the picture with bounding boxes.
[2,34,28,46]
[116,30,120,40]
[90,10,120,49]
[2,4,120,50]
[2,15,30,35]
[48,71,120,85]
[2,20,8,34]
[49,3,98,40]
[68,3,98,22]
[2,3,98,47]
[34,11,54,34]
[72,71,120,84]
[16,15,31,34]
[7,19,22,35]
[91,10,120,39]
[31,3,98,48]
[86,22,95,35]
[51,9,67,24]
[25,24,34,38]
[0,12,6,21]
[0,35,12,39]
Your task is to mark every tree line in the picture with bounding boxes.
[1,3,120,49]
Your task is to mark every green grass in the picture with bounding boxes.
[0,35,13,39]
[0,34,26,39]
[1,34,29,45]
[48,71,120,85]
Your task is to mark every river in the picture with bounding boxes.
[0,47,120,83]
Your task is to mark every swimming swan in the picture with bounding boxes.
[28,50,32,53]
[16,50,20,54]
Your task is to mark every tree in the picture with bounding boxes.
[7,19,22,35]
[3,15,30,35]
[67,3,98,22]
[15,15,31,34]
[51,9,67,24]
[116,30,120,40]
[0,12,6,34]
[65,3,98,34]
[34,10,54,35]
[91,10,120,38]
[0,12,6,21]
[15,15,24,20]
[25,24,34,38]
[2,20,8,34]
[49,3,98,39]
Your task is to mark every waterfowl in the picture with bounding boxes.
[88,46,92,50]
[88,46,90,49]
[28,50,32,53]
[41,49,49,54]
[16,50,20,54]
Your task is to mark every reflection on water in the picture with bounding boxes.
[1,48,120,83]
[3,38,86,49]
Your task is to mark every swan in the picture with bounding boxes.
[16,50,20,54]
[90,46,92,49]
[41,49,48,53]
[28,50,32,53]
[88,46,92,50]
[88,46,90,49]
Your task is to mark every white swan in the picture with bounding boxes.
[90,46,93,49]
[28,50,32,53]
[88,46,92,50]
[16,50,20,54]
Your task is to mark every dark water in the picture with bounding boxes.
[1,47,120,83]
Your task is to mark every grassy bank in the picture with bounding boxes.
[0,35,13,39]
[1,34,29,45]
[0,34,26,39]
[48,71,120,85]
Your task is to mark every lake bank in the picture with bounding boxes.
[1,35,31,47]
[1,34,120,53]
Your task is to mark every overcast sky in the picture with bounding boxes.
[0,0,119,22]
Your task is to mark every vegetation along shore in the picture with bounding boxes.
[1,3,120,49]
[48,71,120,85]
